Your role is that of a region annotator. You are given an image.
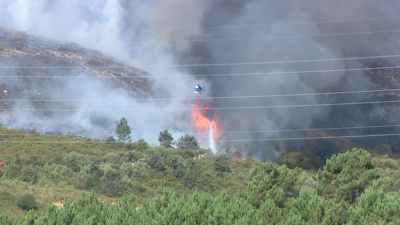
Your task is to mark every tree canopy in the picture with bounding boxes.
[115,117,131,143]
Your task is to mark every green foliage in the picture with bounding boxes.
[20,165,39,184]
[316,148,381,203]
[158,129,174,147]
[175,134,200,151]
[115,117,131,143]
[88,163,104,177]
[105,136,116,143]
[147,155,166,171]
[4,163,22,179]
[66,158,81,172]
[349,178,400,224]
[20,155,44,167]
[214,157,231,172]
[247,162,304,208]
[133,138,149,152]
[84,175,100,190]
[98,170,131,197]
[16,194,37,211]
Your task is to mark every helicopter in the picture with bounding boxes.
[195,83,206,94]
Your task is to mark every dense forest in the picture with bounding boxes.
[0,124,400,224]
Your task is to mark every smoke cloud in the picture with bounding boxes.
[1,0,400,161]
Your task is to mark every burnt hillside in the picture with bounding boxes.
[0,27,150,111]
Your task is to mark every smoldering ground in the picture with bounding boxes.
[1,0,400,161]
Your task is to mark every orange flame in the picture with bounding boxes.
[233,153,239,161]
[191,103,224,141]
[242,158,247,161]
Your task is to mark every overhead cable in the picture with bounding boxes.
[3,99,400,111]
[1,133,400,144]
[0,65,399,78]
[2,124,400,137]
[0,54,400,69]
[4,88,400,102]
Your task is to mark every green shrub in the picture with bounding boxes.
[247,162,304,208]
[0,169,3,178]
[20,166,39,184]
[20,155,44,167]
[148,155,166,171]
[16,194,37,211]
[88,163,104,177]
[105,136,116,143]
[4,163,22,179]
[214,157,231,172]
[175,135,200,151]
[67,158,80,172]
[134,139,149,152]
[316,148,381,204]
[84,175,100,190]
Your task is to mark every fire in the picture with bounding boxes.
[242,158,247,161]
[191,103,224,141]
[233,153,239,161]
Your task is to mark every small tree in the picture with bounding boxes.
[105,136,116,144]
[158,129,174,147]
[175,135,200,151]
[115,117,131,143]
[17,194,37,211]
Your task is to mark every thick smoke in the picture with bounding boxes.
[1,0,400,161]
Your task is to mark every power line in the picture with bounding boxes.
[0,54,399,69]
[3,99,400,111]
[140,29,400,43]
[2,124,400,137]
[141,16,400,31]
[4,88,400,102]
[1,65,399,78]
[1,133,400,144]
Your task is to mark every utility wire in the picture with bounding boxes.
[2,124,400,137]
[0,54,399,69]
[1,133,400,144]
[3,99,400,111]
[140,29,400,43]
[1,65,399,78]
[4,88,400,102]
[140,16,400,31]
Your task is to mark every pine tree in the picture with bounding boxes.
[158,129,174,147]
[115,117,131,143]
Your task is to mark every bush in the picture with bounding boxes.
[316,148,381,204]
[0,169,3,178]
[247,162,304,208]
[84,175,100,190]
[88,163,104,177]
[4,163,22,179]
[105,136,116,143]
[20,166,39,184]
[175,135,200,151]
[67,158,80,172]
[148,155,166,171]
[20,155,44,167]
[16,194,37,211]
[214,157,231,172]
[98,170,131,197]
